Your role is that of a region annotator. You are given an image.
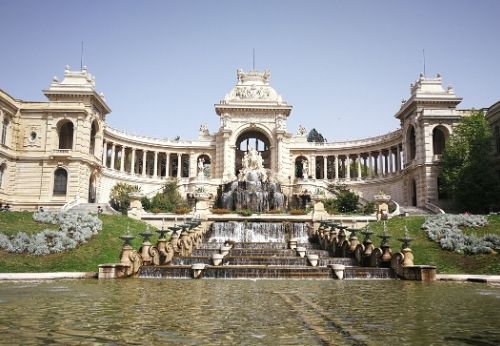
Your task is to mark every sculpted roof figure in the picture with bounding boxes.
[222,69,284,105]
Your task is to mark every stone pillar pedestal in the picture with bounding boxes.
[374,193,391,220]
[194,193,212,220]
[312,198,329,221]
[128,192,145,220]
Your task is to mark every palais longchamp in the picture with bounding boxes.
[0,66,499,212]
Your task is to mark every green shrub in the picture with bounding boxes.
[289,209,306,215]
[212,208,231,214]
[237,209,253,217]
[174,206,191,215]
[109,183,141,214]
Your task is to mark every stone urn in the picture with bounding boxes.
[307,254,319,267]
[212,253,224,266]
[296,246,307,258]
[330,264,346,280]
[191,263,207,279]
[288,238,298,250]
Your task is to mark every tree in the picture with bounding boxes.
[109,183,141,214]
[326,182,359,213]
[441,111,500,213]
[307,128,326,143]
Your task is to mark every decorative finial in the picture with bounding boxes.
[53,76,59,82]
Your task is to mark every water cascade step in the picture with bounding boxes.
[137,221,397,280]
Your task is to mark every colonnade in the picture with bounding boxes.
[295,144,403,181]
[102,140,211,179]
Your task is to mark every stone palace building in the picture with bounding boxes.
[1,66,499,211]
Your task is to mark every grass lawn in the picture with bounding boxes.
[369,215,500,275]
[0,214,159,273]
[0,212,56,236]
[0,212,498,274]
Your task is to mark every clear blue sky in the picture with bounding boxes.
[1,0,499,141]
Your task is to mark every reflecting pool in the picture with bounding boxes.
[0,279,499,345]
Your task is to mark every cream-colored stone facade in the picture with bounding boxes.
[1,67,495,211]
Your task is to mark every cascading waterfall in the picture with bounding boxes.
[208,222,309,243]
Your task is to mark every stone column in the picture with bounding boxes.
[131,148,136,174]
[142,150,147,176]
[346,155,351,181]
[110,143,116,170]
[310,155,316,179]
[334,155,339,181]
[396,145,401,172]
[153,151,158,178]
[388,148,393,175]
[120,146,125,172]
[165,151,170,178]
[378,150,383,176]
[102,141,108,166]
[323,156,328,180]
[357,154,362,180]
[368,153,373,179]
[177,153,182,178]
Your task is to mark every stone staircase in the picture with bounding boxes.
[69,203,120,215]
[399,205,434,216]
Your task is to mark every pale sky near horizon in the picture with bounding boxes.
[1,0,499,141]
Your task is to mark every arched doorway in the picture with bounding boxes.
[411,179,417,206]
[235,130,271,176]
[89,120,98,155]
[88,173,97,203]
[407,125,416,161]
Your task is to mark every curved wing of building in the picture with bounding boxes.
[2,67,493,211]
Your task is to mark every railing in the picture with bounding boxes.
[425,202,445,214]
[52,149,72,155]
[61,196,81,211]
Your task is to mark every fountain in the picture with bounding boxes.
[219,147,286,213]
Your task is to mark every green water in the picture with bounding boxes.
[0,279,499,345]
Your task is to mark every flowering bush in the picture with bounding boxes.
[421,214,500,254]
[0,211,102,256]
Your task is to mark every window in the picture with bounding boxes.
[58,122,74,149]
[1,119,8,145]
[53,168,68,195]
[0,164,5,189]
[89,121,97,154]
[433,127,447,155]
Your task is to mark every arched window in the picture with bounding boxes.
[407,126,416,160]
[1,118,9,145]
[433,126,448,155]
[58,122,74,149]
[295,156,307,178]
[0,163,5,189]
[53,168,68,195]
[197,154,211,178]
[89,121,98,155]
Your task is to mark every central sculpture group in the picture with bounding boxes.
[219,147,285,213]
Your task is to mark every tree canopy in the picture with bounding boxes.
[440,111,500,213]
[307,128,326,143]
